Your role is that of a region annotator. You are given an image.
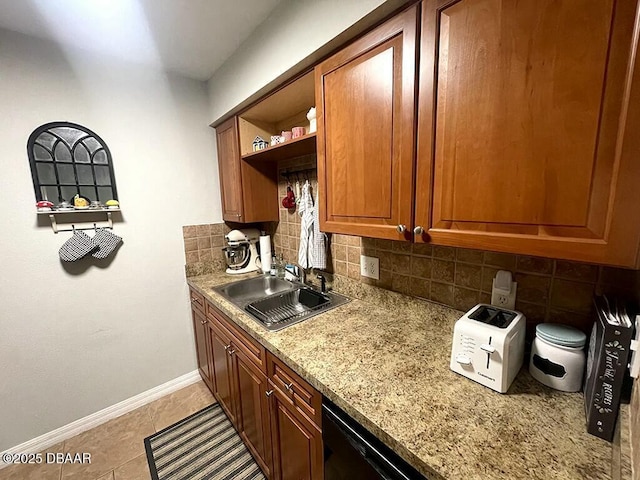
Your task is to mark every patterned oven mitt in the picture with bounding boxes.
[91,228,123,259]
[59,231,98,262]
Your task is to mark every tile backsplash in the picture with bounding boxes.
[182,223,228,277]
[267,156,640,338]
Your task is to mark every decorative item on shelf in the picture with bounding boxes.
[292,126,306,139]
[72,194,90,209]
[89,200,103,209]
[281,130,292,142]
[271,135,284,146]
[307,107,316,133]
[36,200,54,212]
[252,136,268,151]
[57,201,74,211]
[105,199,120,209]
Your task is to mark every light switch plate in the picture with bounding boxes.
[360,255,379,280]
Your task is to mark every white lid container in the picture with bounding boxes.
[529,323,587,392]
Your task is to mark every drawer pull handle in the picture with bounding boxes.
[200,320,207,325]
[191,298,200,304]
[228,349,235,356]
[266,390,274,397]
[224,344,231,351]
[284,382,293,391]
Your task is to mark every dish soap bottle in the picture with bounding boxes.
[277,254,286,279]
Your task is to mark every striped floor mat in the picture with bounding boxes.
[144,404,265,480]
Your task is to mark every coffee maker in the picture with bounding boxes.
[222,229,260,274]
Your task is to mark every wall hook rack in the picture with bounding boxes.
[38,208,120,234]
[281,167,316,182]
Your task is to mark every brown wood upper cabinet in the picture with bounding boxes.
[416,0,640,267]
[215,117,279,223]
[315,5,419,240]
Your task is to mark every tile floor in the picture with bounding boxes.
[0,381,215,480]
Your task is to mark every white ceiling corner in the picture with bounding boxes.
[0,0,284,80]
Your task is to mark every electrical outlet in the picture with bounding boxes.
[360,255,379,280]
[491,280,517,310]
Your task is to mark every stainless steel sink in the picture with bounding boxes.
[214,276,296,304]
[213,275,350,331]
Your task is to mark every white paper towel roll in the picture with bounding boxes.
[259,234,272,274]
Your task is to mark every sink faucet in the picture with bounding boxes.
[286,263,306,284]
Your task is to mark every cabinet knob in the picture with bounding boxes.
[266,390,274,397]
[284,382,293,391]
[227,349,235,356]
[191,298,199,303]
[224,344,231,351]
[414,226,424,235]
[200,320,207,325]
[396,224,406,233]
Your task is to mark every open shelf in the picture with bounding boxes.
[38,208,122,233]
[238,70,316,159]
[37,207,121,215]
[241,133,316,162]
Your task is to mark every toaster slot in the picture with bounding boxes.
[470,306,516,328]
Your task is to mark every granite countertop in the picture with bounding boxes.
[187,271,624,480]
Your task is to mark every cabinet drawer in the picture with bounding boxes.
[206,301,266,373]
[189,288,205,314]
[268,353,321,426]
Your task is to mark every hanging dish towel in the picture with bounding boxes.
[298,180,314,269]
[311,191,327,269]
[59,230,98,262]
[92,228,123,259]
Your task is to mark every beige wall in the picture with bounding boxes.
[0,29,220,451]
[206,0,390,123]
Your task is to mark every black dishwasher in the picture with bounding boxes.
[322,398,427,480]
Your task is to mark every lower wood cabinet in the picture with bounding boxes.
[234,348,273,478]
[209,320,237,426]
[269,380,323,480]
[194,292,323,480]
[191,302,213,393]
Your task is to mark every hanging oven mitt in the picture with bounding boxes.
[91,228,122,259]
[59,230,98,262]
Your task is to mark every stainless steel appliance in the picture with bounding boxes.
[450,304,525,393]
[323,398,426,480]
[222,228,260,274]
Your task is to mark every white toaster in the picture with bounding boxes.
[450,304,526,393]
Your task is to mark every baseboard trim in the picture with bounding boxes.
[0,370,201,468]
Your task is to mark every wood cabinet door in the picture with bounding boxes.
[315,5,418,240]
[269,382,323,480]
[192,308,212,390]
[233,349,273,478]
[216,116,244,222]
[416,0,640,267]
[209,321,237,425]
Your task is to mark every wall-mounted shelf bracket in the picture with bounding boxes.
[39,208,120,234]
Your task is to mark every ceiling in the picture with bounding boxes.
[0,0,284,80]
